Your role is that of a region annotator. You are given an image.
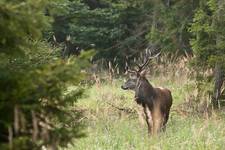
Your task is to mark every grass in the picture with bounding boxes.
[65,74,225,150]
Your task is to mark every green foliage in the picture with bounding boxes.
[189,0,225,108]
[49,0,204,63]
[50,0,152,63]
[0,0,51,55]
[190,0,225,69]
[146,0,198,56]
[0,41,91,149]
[0,0,92,149]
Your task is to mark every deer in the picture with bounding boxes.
[121,53,173,135]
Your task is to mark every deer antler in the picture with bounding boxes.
[137,52,161,72]
[125,51,161,74]
[125,60,137,74]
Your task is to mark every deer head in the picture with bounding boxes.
[121,52,160,91]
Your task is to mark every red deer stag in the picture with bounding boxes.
[121,54,173,135]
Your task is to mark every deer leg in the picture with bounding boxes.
[143,104,153,135]
[162,113,169,132]
[152,110,163,135]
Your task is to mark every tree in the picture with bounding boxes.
[0,0,91,149]
[146,0,199,57]
[189,0,225,108]
[49,0,153,65]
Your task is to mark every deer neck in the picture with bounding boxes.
[134,77,156,105]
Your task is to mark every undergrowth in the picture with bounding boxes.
[65,60,225,150]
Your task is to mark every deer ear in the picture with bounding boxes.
[140,70,147,77]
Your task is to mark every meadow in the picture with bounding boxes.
[66,63,225,150]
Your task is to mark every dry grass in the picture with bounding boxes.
[64,58,225,150]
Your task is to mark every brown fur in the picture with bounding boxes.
[122,75,173,135]
[150,87,172,134]
[121,53,172,135]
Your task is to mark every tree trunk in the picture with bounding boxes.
[166,0,170,7]
[212,64,224,108]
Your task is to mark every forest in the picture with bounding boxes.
[0,0,225,149]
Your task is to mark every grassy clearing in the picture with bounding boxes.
[66,75,225,150]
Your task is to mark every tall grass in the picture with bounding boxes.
[65,59,225,150]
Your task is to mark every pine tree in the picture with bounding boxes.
[0,0,90,149]
[189,0,225,107]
